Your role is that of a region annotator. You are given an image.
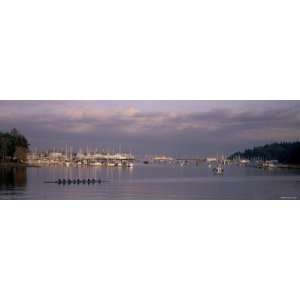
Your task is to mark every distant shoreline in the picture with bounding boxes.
[276,164,300,170]
[0,161,300,170]
[0,162,41,168]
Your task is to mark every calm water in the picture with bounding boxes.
[0,164,300,199]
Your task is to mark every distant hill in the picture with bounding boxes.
[228,142,300,164]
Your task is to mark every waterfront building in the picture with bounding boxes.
[206,157,217,163]
[152,155,174,163]
[49,152,64,160]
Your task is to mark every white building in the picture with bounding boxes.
[153,155,174,162]
[206,157,217,162]
[48,152,64,159]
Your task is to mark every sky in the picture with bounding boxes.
[0,100,299,157]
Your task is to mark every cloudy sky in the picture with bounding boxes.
[0,100,299,156]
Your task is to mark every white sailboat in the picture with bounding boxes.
[212,153,224,175]
[213,164,224,175]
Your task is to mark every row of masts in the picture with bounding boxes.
[31,144,134,159]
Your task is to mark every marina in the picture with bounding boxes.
[0,101,299,200]
[27,147,135,168]
[25,148,300,175]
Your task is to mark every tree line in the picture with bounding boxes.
[0,129,30,162]
[228,142,300,164]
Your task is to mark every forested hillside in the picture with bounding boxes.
[229,142,300,164]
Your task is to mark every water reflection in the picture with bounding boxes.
[0,167,27,189]
[0,164,299,199]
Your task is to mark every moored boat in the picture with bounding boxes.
[213,164,224,175]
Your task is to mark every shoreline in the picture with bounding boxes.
[0,162,41,168]
[276,164,300,169]
[1,161,300,170]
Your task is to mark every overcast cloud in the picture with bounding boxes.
[0,100,299,156]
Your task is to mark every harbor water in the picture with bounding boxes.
[0,164,300,200]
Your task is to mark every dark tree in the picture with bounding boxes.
[228,142,300,164]
[0,129,30,162]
